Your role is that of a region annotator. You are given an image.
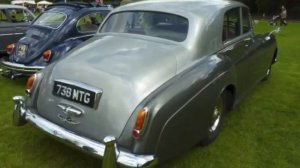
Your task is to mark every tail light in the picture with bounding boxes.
[26,74,36,95]
[42,50,52,62]
[133,107,148,139]
[6,44,14,54]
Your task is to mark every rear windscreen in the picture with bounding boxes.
[33,12,66,29]
[100,11,188,42]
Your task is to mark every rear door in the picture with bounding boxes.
[0,9,14,52]
[221,7,258,98]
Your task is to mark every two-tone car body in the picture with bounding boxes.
[1,3,111,78]
[12,0,278,167]
[0,4,35,55]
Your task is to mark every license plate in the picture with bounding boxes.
[53,80,101,108]
[17,44,27,57]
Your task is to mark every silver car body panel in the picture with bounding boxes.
[36,34,182,141]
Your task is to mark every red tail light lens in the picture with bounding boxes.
[26,74,36,95]
[133,108,148,139]
[6,44,14,54]
[42,50,52,62]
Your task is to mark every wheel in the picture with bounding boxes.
[200,92,226,146]
[262,65,272,81]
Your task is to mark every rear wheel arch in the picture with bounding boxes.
[221,84,235,111]
[199,84,235,145]
[272,48,278,64]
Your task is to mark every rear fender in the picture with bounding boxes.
[118,54,235,160]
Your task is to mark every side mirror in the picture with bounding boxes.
[265,27,280,41]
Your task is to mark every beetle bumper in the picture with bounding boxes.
[12,96,157,168]
[0,59,44,78]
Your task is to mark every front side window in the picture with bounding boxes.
[7,8,34,23]
[77,12,104,33]
[100,11,188,42]
[223,7,241,42]
[33,12,66,29]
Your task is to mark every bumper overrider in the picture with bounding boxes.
[0,59,44,78]
[12,96,157,168]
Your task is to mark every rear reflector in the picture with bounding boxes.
[133,107,148,139]
[26,74,36,95]
[42,50,52,62]
[6,44,14,54]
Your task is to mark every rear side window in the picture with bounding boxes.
[223,7,241,42]
[33,12,66,29]
[242,8,251,34]
[7,8,34,23]
[0,9,8,22]
[77,12,104,33]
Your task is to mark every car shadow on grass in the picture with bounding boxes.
[0,76,28,87]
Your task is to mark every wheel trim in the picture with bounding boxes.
[209,98,223,132]
[266,68,271,76]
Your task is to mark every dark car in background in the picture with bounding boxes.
[1,3,112,78]
[0,4,35,55]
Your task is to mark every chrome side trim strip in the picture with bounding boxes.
[0,33,24,36]
[0,33,14,36]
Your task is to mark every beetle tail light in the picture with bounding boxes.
[42,50,52,62]
[6,44,14,54]
[133,107,148,139]
[26,74,36,95]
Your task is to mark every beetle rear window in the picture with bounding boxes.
[100,11,188,42]
[33,12,66,29]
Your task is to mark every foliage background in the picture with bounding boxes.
[3,0,300,19]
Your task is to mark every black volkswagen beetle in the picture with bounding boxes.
[1,3,111,78]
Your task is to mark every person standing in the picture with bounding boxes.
[96,0,104,5]
[280,5,287,26]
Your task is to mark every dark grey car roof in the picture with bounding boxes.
[109,0,246,56]
[115,0,245,17]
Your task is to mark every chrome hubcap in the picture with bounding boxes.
[266,68,271,76]
[209,98,223,132]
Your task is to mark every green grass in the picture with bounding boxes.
[1,22,300,168]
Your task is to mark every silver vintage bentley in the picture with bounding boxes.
[13,0,278,167]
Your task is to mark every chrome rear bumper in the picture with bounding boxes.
[0,59,44,77]
[13,96,156,168]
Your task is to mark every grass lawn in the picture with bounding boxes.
[0,21,299,168]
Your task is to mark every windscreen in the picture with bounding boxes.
[100,11,188,42]
[33,12,66,29]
